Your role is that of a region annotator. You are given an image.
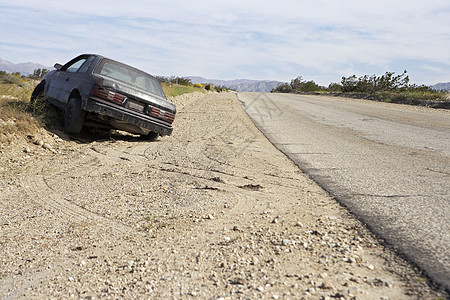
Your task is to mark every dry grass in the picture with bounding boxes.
[161,83,206,97]
[0,83,44,144]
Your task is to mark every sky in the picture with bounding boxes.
[1,0,450,86]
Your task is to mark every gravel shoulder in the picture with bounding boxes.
[0,92,447,299]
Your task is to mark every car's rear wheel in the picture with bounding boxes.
[64,97,85,134]
[140,131,159,141]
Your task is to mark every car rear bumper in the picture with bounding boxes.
[82,97,173,136]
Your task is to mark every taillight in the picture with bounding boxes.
[148,106,175,124]
[91,86,126,104]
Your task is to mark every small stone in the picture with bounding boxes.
[257,286,264,292]
[354,255,363,263]
[34,140,44,146]
[350,277,361,284]
[231,277,246,285]
[23,147,31,153]
[320,281,333,290]
[334,289,349,298]
[43,143,52,150]
[295,221,303,227]
[207,214,214,220]
[367,264,375,270]
[282,239,291,246]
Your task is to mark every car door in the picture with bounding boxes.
[46,57,89,105]
[59,57,92,105]
[45,66,68,103]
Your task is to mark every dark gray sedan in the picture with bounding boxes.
[31,54,176,140]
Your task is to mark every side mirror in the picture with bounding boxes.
[54,63,63,71]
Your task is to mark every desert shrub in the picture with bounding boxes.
[271,83,293,93]
[214,85,228,93]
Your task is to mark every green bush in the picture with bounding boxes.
[273,71,447,104]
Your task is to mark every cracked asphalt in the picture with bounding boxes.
[238,92,450,291]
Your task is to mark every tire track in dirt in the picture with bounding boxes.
[19,149,136,234]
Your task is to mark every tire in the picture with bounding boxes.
[64,97,85,134]
[30,83,45,105]
[140,131,159,141]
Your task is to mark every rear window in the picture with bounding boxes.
[95,59,166,99]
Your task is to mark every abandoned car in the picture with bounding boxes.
[31,54,176,140]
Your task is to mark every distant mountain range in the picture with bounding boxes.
[188,76,283,93]
[431,82,450,91]
[0,58,51,75]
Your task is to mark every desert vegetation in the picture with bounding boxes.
[0,81,43,144]
[272,71,449,107]
[156,76,229,97]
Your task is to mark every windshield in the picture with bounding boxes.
[95,59,166,99]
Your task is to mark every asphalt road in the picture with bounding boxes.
[238,92,450,290]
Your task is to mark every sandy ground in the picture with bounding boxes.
[0,92,447,299]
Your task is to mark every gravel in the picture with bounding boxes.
[0,91,447,299]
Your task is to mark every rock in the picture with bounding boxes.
[282,239,291,246]
[320,281,333,290]
[43,143,55,152]
[34,140,44,146]
[353,255,363,263]
[230,277,246,285]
